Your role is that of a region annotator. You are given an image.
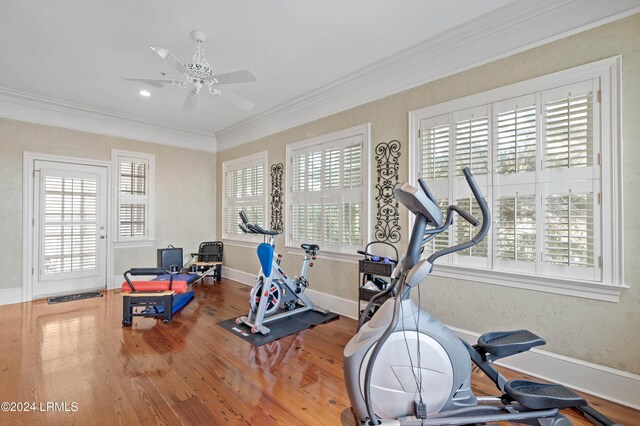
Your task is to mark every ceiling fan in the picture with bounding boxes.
[123,30,256,110]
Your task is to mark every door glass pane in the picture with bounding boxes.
[43,176,97,274]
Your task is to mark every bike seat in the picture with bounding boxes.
[504,380,586,409]
[301,243,320,252]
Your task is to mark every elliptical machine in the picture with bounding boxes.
[343,168,618,426]
[235,211,329,335]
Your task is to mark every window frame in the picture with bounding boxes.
[285,123,371,261]
[408,56,624,302]
[221,151,268,245]
[112,150,155,246]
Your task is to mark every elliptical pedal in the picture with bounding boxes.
[505,379,587,410]
[477,329,546,359]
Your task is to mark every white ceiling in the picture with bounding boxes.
[1,0,639,151]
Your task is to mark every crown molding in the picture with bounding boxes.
[215,0,640,151]
[0,87,217,152]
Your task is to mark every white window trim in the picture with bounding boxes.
[221,151,268,243]
[408,56,625,302]
[112,149,155,247]
[285,123,371,259]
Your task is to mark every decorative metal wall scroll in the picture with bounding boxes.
[374,140,401,243]
[270,163,284,233]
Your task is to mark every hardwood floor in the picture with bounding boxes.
[0,279,637,425]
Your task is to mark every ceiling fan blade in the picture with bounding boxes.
[122,77,184,88]
[211,70,257,85]
[150,46,191,77]
[216,88,254,111]
[183,90,198,110]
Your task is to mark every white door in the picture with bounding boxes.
[33,160,108,298]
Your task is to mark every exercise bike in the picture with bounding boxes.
[343,168,618,426]
[235,211,329,335]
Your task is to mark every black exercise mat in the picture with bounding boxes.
[217,310,339,346]
[47,292,103,304]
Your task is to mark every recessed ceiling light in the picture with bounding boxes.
[139,90,151,97]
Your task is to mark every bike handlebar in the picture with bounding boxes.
[239,211,249,224]
[237,211,281,236]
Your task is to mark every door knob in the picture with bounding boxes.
[100,235,106,239]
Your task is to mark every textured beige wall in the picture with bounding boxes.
[217,14,640,373]
[0,118,216,291]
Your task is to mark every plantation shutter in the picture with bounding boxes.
[289,135,364,251]
[455,196,488,261]
[492,184,537,274]
[324,203,340,244]
[343,142,362,189]
[343,201,361,246]
[292,151,306,192]
[290,148,308,243]
[545,92,593,170]
[454,106,489,177]
[418,115,450,203]
[291,204,305,241]
[419,115,450,180]
[542,180,600,281]
[118,157,148,239]
[496,106,536,175]
[488,95,538,272]
[541,80,600,281]
[324,148,341,189]
[410,64,615,288]
[223,155,266,239]
[546,193,594,267]
[493,94,538,186]
[307,150,322,191]
[341,137,363,247]
[43,175,98,274]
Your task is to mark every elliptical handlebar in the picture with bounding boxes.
[426,167,490,264]
[417,178,439,206]
[449,205,480,227]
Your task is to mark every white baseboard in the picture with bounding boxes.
[222,266,257,286]
[305,288,359,319]
[0,287,23,306]
[451,326,640,410]
[222,266,640,409]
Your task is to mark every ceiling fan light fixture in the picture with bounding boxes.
[125,31,256,110]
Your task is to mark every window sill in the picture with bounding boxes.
[285,246,361,264]
[430,264,627,302]
[113,239,154,248]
